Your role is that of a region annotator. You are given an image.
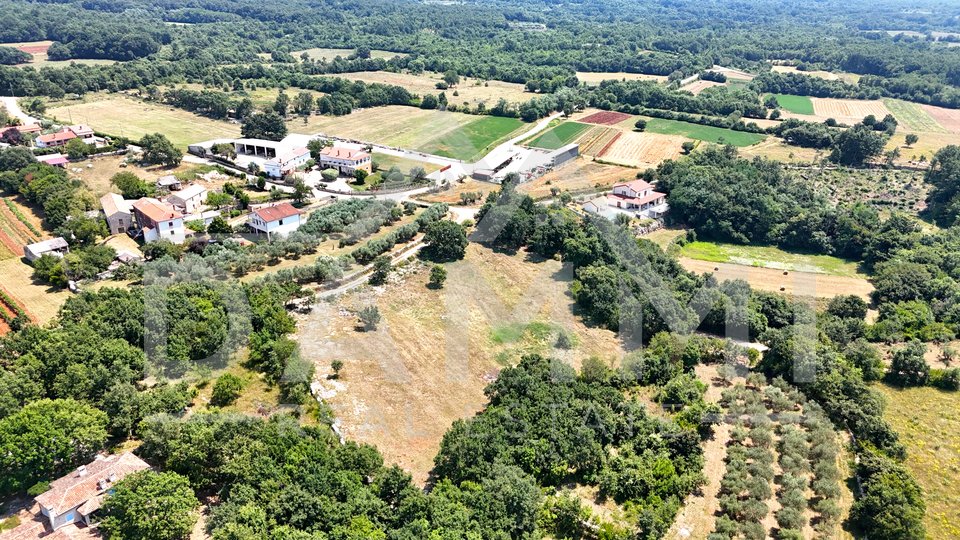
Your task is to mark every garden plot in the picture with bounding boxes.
[579,110,633,125]
[810,98,892,125]
[599,130,687,168]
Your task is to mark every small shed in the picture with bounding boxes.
[24,237,69,262]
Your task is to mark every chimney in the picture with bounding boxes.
[108,473,117,483]
[77,465,87,477]
[97,479,107,490]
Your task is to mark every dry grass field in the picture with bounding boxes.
[771,65,861,84]
[291,48,404,61]
[1,40,117,68]
[297,243,626,484]
[681,80,724,95]
[416,179,501,205]
[333,71,530,105]
[802,98,893,125]
[741,139,823,163]
[47,94,241,148]
[0,258,70,325]
[523,158,635,198]
[575,72,668,85]
[921,104,960,132]
[678,258,873,299]
[600,130,687,168]
[297,105,479,147]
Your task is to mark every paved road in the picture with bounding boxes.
[0,96,39,125]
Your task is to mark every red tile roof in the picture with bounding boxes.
[613,179,655,192]
[608,191,665,207]
[253,202,301,223]
[132,197,183,223]
[34,453,150,516]
[37,130,77,145]
[319,146,370,161]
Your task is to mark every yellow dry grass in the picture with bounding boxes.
[0,258,70,325]
[520,158,635,199]
[575,72,668,85]
[296,243,626,484]
[332,71,530,104]
[678,258,873,300]
[294,105,476,147]
[771,65,861,84]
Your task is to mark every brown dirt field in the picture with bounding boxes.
[601,131,687,168]
[810,98,892,125]
[577,126,620,156]
[921,104,960,133]
[575,72,668,85]
[333,71,530,105]
[681,80,724,95]
[0,258,70,325]
[0,201,40,245]
[679,258,874,300]
[0,285,35,323]
[2,196,46,237]
[580,111,633,126]
[0,227,24,257]
[521,158,635,199]
[297,244,626,484]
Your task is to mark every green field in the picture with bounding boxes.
[768,93,815,115]
[679,240,865,277]
[878,384,960,539]
[644,118,766,147]
[418,116,525,161]
[884,99,948,133]
[526,121,592,150]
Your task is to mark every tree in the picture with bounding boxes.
[422,220,468,262]
[410,166,428,183]
[369,255,391,285]
[681,141,695,154]
[353,169,368,183]
[827,295,868,320]
[293,180,311,204]
[443,70,460,87]
[294,91,314,117]
[321,168,339,183]
[100,470,198,540]
[273,91,290,117]
[32,253,67,286]
[904,133,919,147]
[211,373,244,406]
[0,399,108,495]
[428,264,447,288]
[0,146,36,172]
[111,171,154,199]
[65,138,91,160]
[845,339,885,382]
[207,216,232,234]
[420,94,438,109]
[830,125,885,166]
[241,111,288,141]
[634,119,647,131]
[359,305,381,330]
[139,133,183,166]
[888,340,929,386]
[331,359,344,378]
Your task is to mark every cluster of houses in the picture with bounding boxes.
[582,179,668,220]
[0,452,150,540]
[1,123,106,170]
[190,136,372,180]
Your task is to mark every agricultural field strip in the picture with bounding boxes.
[883,99,948,133]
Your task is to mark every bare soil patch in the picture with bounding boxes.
[580,111,633,125]
[682,80,724,95]
[921,104,960,133]
[601,130,686,168]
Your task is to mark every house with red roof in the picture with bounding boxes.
[607,179,667,218]
[247,202,302,240]
[35,129,77,149]
[318,146,372,176]
[132,197,185,244]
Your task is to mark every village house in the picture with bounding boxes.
[247,202,302,240]
[35,129,77,149]
[67,125,95,141]
[264,147,310,178]
[132,197,185,244]
[166,184,208,214]
[156,174,182,192]
[99,193,134,235]
[23,237,69,262]
[318,146,372,176]
[36,153,69,168]
[608,179,667,218]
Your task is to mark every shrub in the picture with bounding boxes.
[428,265,447,288]
[359,306,381,331]
[211,373,244,406]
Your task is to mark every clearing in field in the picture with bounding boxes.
[297,243,626,484]
[809,97,892,125]
[921,103,960,133]
[332,71,530,105]
[599,130,687,168]
[575,72,667,85]
[769,94,814,115]
[520,158,636,198]
[771,65,861,84]
[678,258,872,299]
[417,115,525,161]
[371,152,442,176]
[579,110,633,125]
[415,179,501,205]
[525,121,592,150]
[878,384,960,539]
[681,79,724,95]
[1,40,117,68]
[643,117,766,147]
[47,94,240,148]
[678,240,867,278]
[883,99,947,133]
[740,138,823,163]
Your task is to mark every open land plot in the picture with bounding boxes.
[802,167,928,215]
[678,257,873,299]
[47,94,241,148]
[678,240,867,278]
[415,179,501,205]
[579,110,633,125]
[67,154,227,197]
[886,131,958,164]
[810,97,892,125]
[740,138,823,163]
[883,99,947,133]
[878,384,960,539]
[417,115,525,161]
[521,159,635,199]
[576,126,621,156]
[921,103,960,133]
[297,243,626,484]
[291,48,404,61]
[642,117,766,147]
[371,152,442,175]
[525,121,592,150]
[709,65,755,81]
[575,71,668,85]
[681,79,724,95]
[599,130,687,168]
[768,93,815,115]
[1,40,117,68]
[771,65,861,84]
[333,71,530,104]
[0,258,70,325]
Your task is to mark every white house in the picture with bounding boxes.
[607,179,667,218]
[318,146,372,175]
[33,452,150,532]
[132,197,185,244]
[167,184,208,214]
[24,237,69,262]
[247,202,303,240]
[264,147,310,178]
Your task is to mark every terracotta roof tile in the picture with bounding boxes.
[253,202,301,223]
[34,453,149,517]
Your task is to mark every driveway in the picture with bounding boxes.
[0,96,40,125]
